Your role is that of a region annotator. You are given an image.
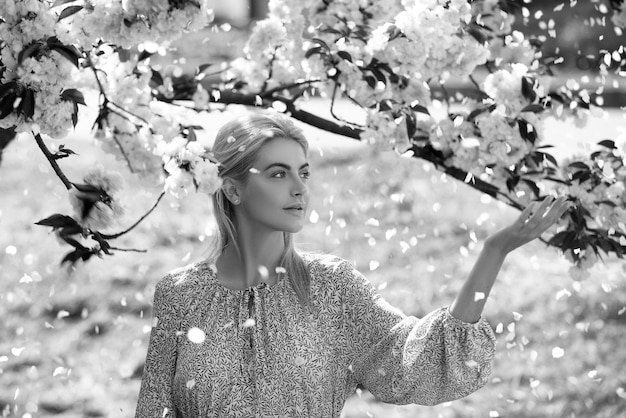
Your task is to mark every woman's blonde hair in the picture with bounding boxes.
[206,112,312,308]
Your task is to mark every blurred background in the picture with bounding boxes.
[1,1,625,417]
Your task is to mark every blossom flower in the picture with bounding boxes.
[488,31,537,67]
[245,17,288,61]
[483,63,538,116]
[361,110,410,151]
[471,0,515,35]
[69,167,125,231]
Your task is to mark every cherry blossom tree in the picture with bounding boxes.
[1,0,625,279]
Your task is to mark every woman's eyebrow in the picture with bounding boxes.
[263,162,309,171]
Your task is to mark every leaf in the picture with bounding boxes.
[150,70,164,86]
[336,50,352,63]
[0,81,18,101]
[61,247,93,265]
[19,88,35,119]
[598,139,616,149]
[52,0,78,7]
[521,76,537,102]
[48,42,81,68]
[311,37,331,52]
[521,179,541,197]
[35,214,80,229]
[304,46,323,59]
[60,88,86,105]
[518,119,537,144]
[196,63,214,74]
[521,104,545,113]
[57,5,83,21]
[568,161,590,170]
[17,42,43,65]
[410,103,430,115]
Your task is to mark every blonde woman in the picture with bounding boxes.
[135,113,571,417]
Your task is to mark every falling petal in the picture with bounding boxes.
[19,274,33,284]
[369,260,380,271]
[365,218,379,227]
[275,266,287,275]
[187,327,206,344]
[0,356,8,362]
[552,347,565,358]
[377,282,387,291]
[182,252,191,262]
[57,310,70,319]
[186,379,196,389]
[474,292,485,302]
[309,210,319,223]
[243,318,256,328]
[258,265,269,280]
[5,245,17,255]
[11,347,25,356]
[512,312,523,321]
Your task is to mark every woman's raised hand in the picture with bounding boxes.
[485,196,573,255]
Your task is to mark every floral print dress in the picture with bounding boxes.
[135,253,496,417]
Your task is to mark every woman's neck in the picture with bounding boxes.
[216,226,285,290]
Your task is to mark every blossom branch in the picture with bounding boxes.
[33,132,73,190]
[100,191,166,239]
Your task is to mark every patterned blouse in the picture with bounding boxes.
[135,253,496,417]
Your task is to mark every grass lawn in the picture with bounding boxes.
[0,98,625,417]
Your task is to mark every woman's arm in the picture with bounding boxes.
[449,196,572,323]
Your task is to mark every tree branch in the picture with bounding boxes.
[33,132,73,190]
[100,191,166,239]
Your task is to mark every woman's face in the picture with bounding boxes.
[236,137,310,234]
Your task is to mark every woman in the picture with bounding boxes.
[135,112,572,417]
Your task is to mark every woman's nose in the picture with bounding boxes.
[291,177,307,196]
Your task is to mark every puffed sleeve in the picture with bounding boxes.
[336,260,496,406]
[135,274,181,418]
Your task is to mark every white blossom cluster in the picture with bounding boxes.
[557,146,626,278]
[0,0,77,137]
[69,167,125,231]
[156,135,222,198]
[488,31,538,67]
[366,0,490,81]
[360,110,410,151]
[55,0,214,50]
[483,63,543,116]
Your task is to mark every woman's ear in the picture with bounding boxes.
[221,178,242,205]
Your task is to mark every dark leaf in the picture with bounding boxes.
[49,43,81,68]
[521,179,541,197]
[466,24,489,44]
[150,70,164,86]
[0,94,16,119]
[518,119,537,144]
[521,76,537,102]
[137,50,154,62]
[35,214,80,229]
[19,88,35,119]
[520,104,545,113]
[196,63,214,74]
[60,88,86,105]
[0,81,18,101]
[311,37,331,52]
[336,50,352,63]
[568,161,591,170]
[410,102,430,115]
[57,5,83,21]
[18,43,43,65]
[61,248,94,265]
[304,46,323,59]
[598,139,616,149]
[52,0,77,7]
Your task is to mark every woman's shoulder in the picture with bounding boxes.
[300,251,356,280]
[155,260,213,295]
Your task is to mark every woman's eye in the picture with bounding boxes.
[300,171,310,180]
[271,171,286,178]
